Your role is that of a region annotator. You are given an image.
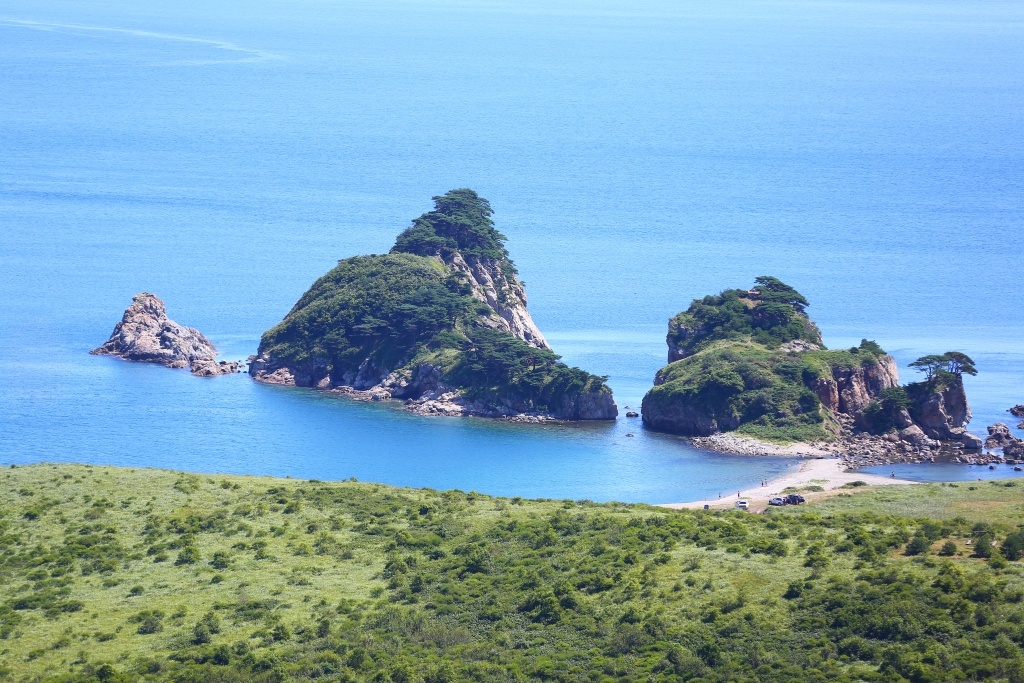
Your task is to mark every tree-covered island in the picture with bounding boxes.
[642,279,981,451]
[249,190,616,421]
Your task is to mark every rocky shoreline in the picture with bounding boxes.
[249,356,606,422]
[690,422,1014,470]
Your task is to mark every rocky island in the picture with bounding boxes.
[249,189,617,420]
[91,292,238,376]
[641,278,982,463]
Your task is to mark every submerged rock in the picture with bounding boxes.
[190,359,240,377]
[91,293,232,375]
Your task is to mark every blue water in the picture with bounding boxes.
[1,0,1022,501]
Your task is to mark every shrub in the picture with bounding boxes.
[175,546,200,565]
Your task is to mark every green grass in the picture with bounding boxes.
[785,479,1024,524]
[5,464,1024,682]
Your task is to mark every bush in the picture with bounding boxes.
[904,535,931,556]
[175,546,200,565]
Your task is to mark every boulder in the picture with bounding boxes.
[1006,440,1024,459]
[986,423,1015,447]
[625,411,639,418]
[91,293,224,375]
[1010,405,1024,418]
[961,432,984,450]
[899,425,934,448]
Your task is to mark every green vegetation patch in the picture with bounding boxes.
[667,277,820,356]
[259,252,477,372]
[6,465,1024,682]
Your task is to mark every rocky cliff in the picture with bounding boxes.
[812,355,900,415]
[439,251,549,350]
[909,377,972,441]
[91,293,237,376]
[250,190,616,421]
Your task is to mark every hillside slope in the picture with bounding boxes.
[4,464,1024,683]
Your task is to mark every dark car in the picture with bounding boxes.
[768,497,786,506]
[785,494,805,505]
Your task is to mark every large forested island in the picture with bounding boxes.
[642,278,979,450]
[249,190,616,421]
[6,463,1024,683]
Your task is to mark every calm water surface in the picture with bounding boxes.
[1,0,1022,501]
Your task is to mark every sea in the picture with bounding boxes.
[1,0,1022,503]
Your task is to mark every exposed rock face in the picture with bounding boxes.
[812,377,840,412]
[1011,405,1024,418]
[441,252,549,350]
[778,339,822,354]
[666,317,691,364]
[640,395,740,437]
[913,378,971,440]
[812,356,900,414]
[837,356,900,414]
[91,293,234,376]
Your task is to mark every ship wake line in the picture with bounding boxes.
[0,17,280,65]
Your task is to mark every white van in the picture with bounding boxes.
[734,500,749,510]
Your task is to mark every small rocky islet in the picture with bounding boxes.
[91,292,239,377]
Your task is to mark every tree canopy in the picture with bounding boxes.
[391,189,512,268]
[909,351,978,381]
[753,275,809,314]
[668,278,821,355]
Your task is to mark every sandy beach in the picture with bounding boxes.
[660,457,916,510]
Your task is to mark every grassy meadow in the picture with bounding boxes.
[3,464,1024,682]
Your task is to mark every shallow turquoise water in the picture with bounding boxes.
[1,0,1022,500]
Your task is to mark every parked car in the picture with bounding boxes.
[785,494,805,505]
[734,500,749,510]
[768,497,786,506]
